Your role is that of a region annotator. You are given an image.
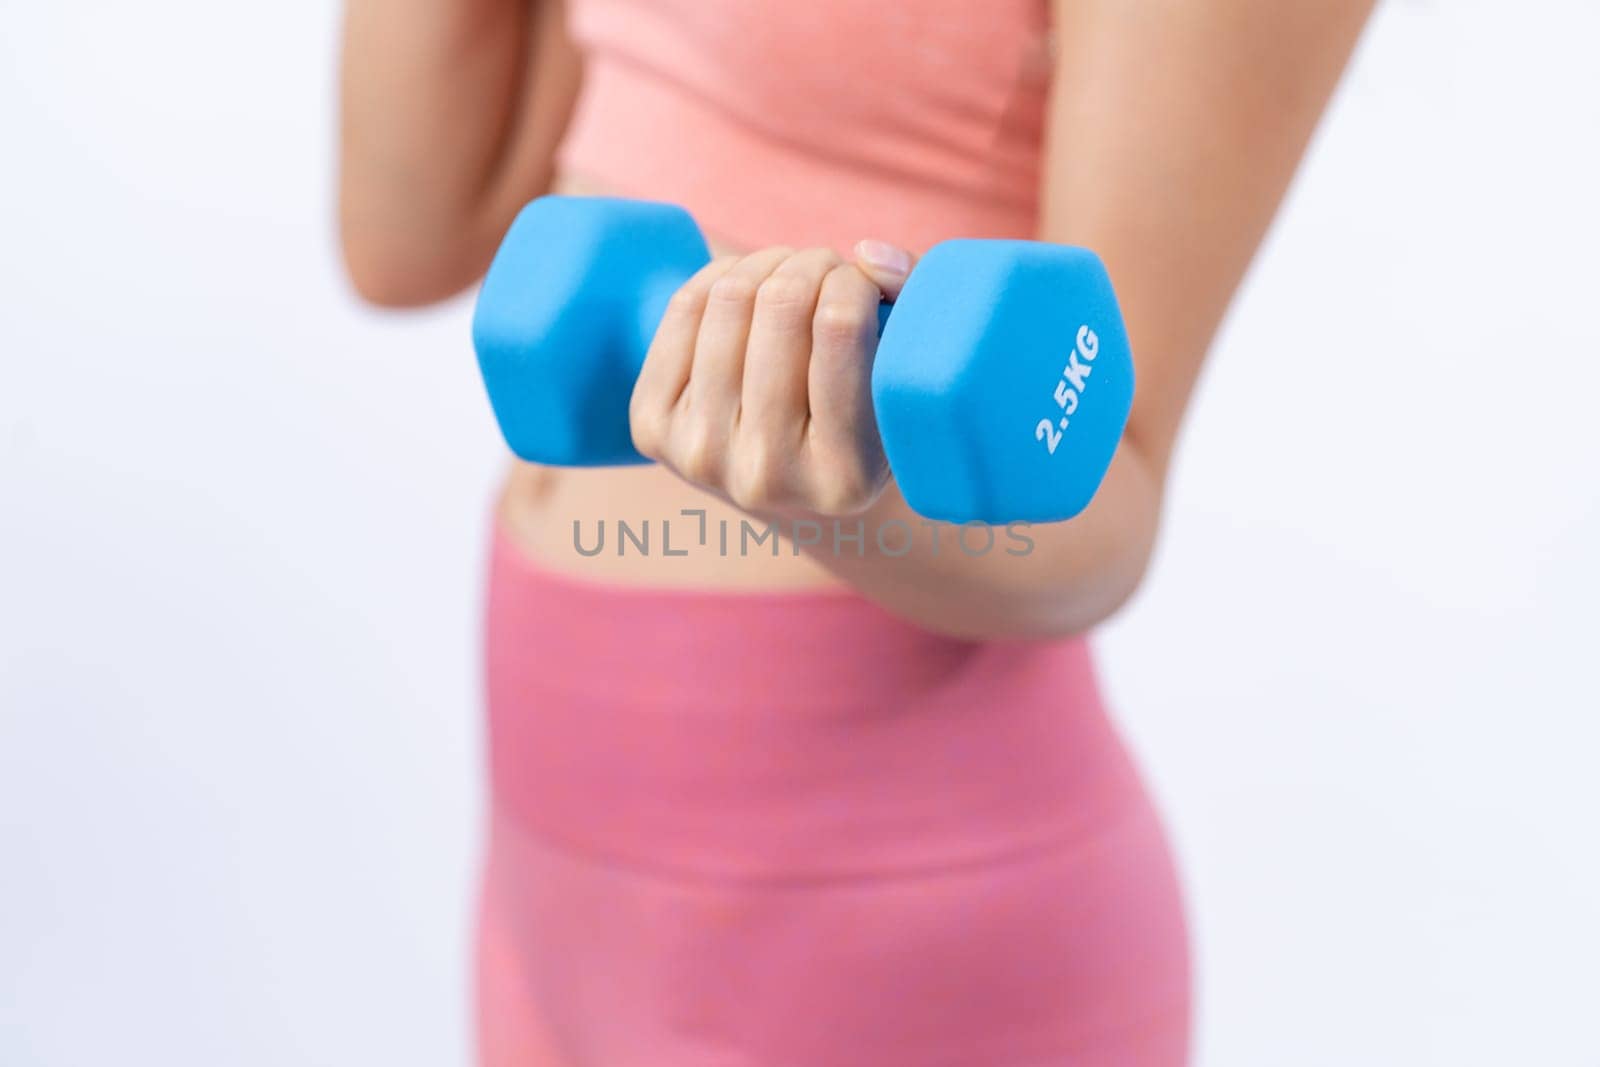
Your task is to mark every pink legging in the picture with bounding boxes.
[477,525,1191,1065]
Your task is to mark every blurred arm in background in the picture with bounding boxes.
[338,0,582,306]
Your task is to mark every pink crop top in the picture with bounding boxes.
[558,0,1055,253]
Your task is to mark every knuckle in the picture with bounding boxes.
[628,397,669,459]
[813,481,863,517]
[708,273,759,307]
[664,283,709,319]
[811,459,882,516]
[814,300,872,344]
[727,441,787,510]
[755,272,816,314]
[672,422,723,486]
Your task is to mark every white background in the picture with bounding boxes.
[2,2,1597,1064]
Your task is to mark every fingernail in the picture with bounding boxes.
[855,239,911,278]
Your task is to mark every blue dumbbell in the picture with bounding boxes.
[472,196,1134,523]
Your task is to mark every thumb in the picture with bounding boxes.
[852,239,917,302]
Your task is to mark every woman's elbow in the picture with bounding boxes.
[339,233,475,309]
[337,203,490,309]
[1032,544,1155,638]
[910,528,1156,642]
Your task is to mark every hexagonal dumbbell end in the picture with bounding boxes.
[472,196,712,466]
[872,240,1135,524]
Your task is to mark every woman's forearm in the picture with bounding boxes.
[808,0,1373,641]
[804,3,1372,640]
[792,439,1163,641]
[338,0,581,305]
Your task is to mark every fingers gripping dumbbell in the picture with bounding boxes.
[472,196,1134,524]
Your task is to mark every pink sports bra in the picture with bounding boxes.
[558,0,1055,253]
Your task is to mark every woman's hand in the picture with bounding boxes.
[628,241,916,517]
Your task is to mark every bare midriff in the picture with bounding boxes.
[493,172,847,592]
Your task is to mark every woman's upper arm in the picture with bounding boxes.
[338,0,584,307]
[1039,0,1375,473]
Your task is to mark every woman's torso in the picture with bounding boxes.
[480,6,1193,1060]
